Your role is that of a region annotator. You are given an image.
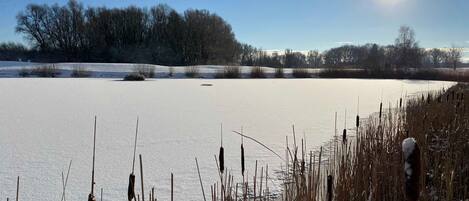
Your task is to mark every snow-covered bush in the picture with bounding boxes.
[124,73,145,81]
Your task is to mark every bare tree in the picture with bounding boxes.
[307,50,322,68]
[395,26,421,68]
[429,48,444,68]
[447,45,462,70]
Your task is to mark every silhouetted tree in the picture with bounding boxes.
[447,46,462,70]
[394,26,422,68]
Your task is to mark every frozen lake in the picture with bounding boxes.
[0,78,453,200]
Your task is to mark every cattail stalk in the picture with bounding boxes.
[254,160,258,201]
[195,157,207,201]
[139,154,144,201]
[16,176,19,201]
[88,116,97,201]
[171,173,174,201]
[327,175,333,201]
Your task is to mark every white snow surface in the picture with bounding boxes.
[0,78,453,200]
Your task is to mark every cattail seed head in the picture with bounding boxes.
[356,115,360,127]
[399,98,403,108]
[219,146,224,173]
[342,129,347,143]
[88,194,96,201]
[327,175,333,201]
[128,174,136,201]
[241,144,245,176]
[301,160,305,174]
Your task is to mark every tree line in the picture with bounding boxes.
[0,0,464,69]
[240,26,463,69]
[9,0,239,65]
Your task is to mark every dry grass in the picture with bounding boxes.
[18,68,30,77]
[275,67,285,78]
[71,66,91,77]
[319,68,469,82]
[215,66,241,79]
[31,64,61,77]
[185,66,200,78]
[321,84,469,201]
[292,68,311,78]
[263,83,469,201]
[134,64,155,78]
[250,66,266,78]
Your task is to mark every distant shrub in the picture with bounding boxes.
[31,64,61,77]
[18,68,30,77]
[317,68,468,81]
[168,67,174,77]
[275,67,284,78]
[250,66,266,78]
[124,73,145,81]
[185,66,199,78]
[292,68,311,78]
[134,64,155,78]
[214,69,224,78]
[71,66,91,77]
[220,66,241,78]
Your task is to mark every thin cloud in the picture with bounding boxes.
[335,41,354,45]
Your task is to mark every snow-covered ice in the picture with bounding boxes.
[0,78,453,200]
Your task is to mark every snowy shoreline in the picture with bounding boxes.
[1,61,468,80]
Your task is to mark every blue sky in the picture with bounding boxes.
[1,0,468,56]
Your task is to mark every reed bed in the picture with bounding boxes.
[250,66,266,78]
[317,83,469,201]
[185,66,200,78]
[292,68,311,78]
[261,83,469,201]
[274,68,284,78]
[71,66,91,77]
[30,64,61,77]
[134,64,155,78]
[215,66,242,78]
